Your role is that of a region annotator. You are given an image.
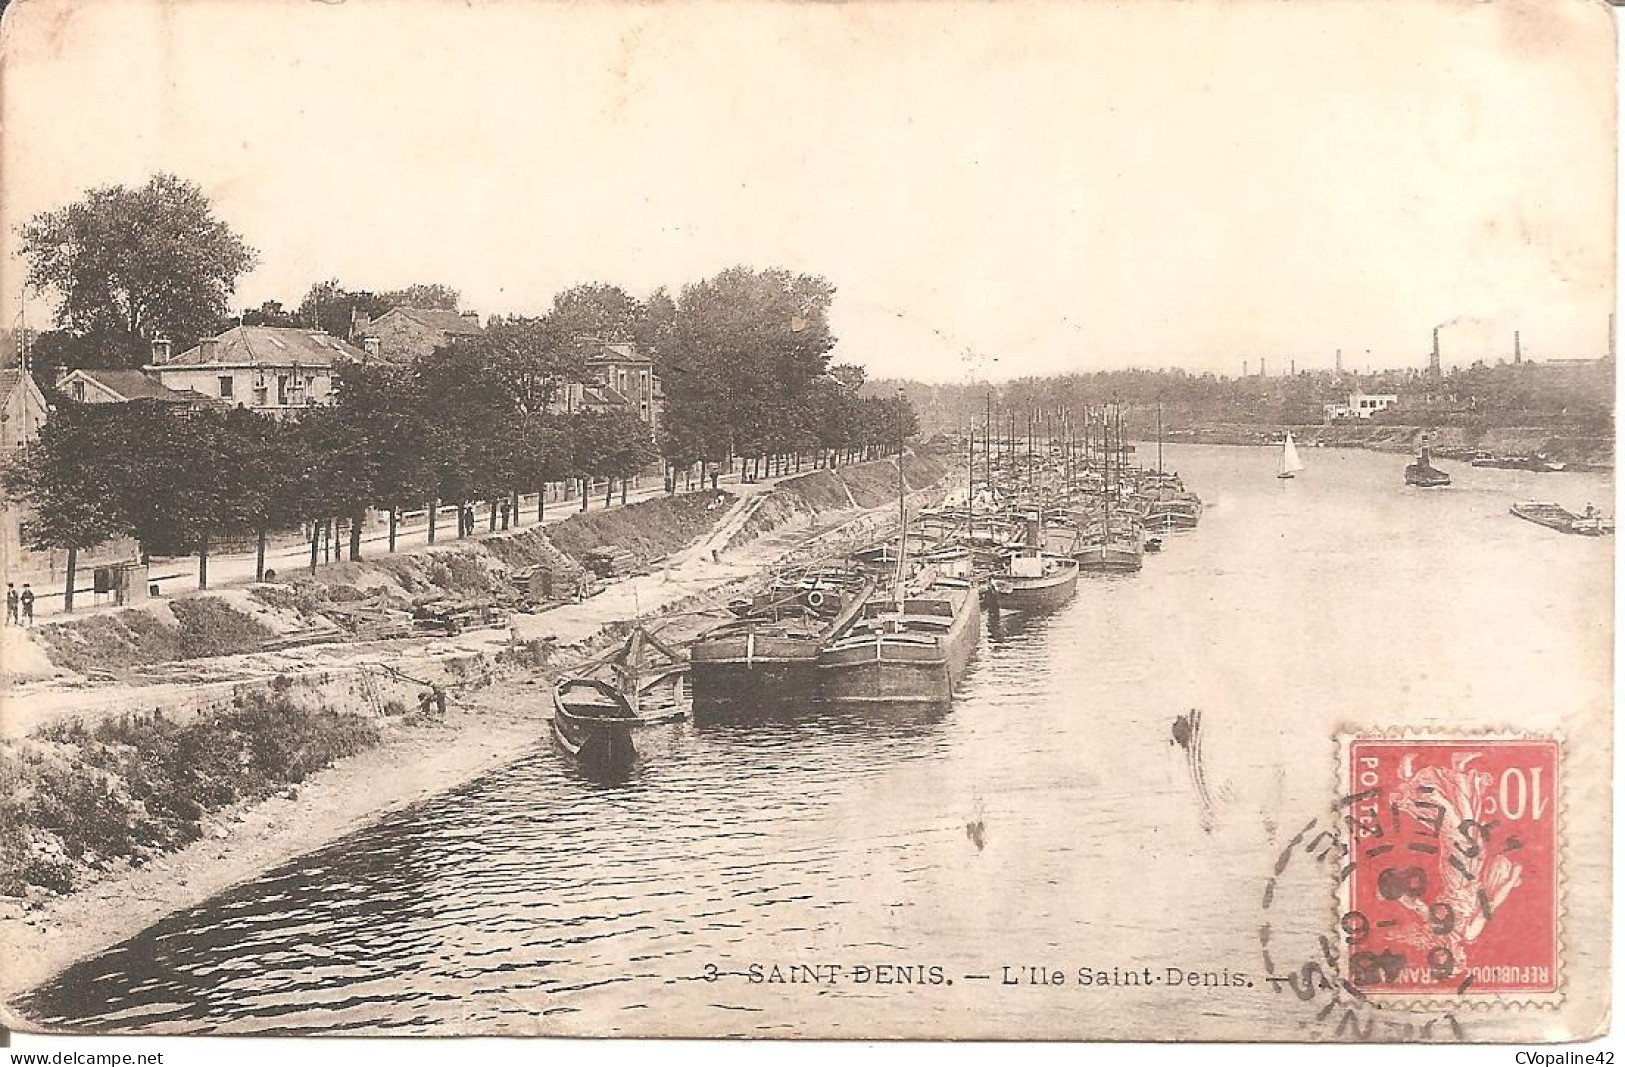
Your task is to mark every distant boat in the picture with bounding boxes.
[1511,501,1614,536]
[1405,443,1452,487]
[1277,433,1305,480]
[1472,453,1568,473]
[552,678,639,774]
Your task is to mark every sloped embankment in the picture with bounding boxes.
[33,596,279,678]
[723,452,950,550]
[22,492,739,678]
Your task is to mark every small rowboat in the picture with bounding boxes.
[552,678,639,774]
[1511,501,1615,537]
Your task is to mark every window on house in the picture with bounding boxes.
[71,381,85,401]
[218,376,234,398]
[277,376,289,405]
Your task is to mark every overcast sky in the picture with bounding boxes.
[1,0,1615,382]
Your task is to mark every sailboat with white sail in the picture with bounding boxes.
[1277,433,1306,480]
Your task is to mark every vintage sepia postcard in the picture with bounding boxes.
[0,0,1613,1053]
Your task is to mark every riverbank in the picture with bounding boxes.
[1166,422,1613,470]
[0,450,953,1015]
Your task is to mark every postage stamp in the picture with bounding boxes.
[1338,735,1560,1002]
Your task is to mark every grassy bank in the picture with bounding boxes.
[1,687,386,898]
[34,598,276,676]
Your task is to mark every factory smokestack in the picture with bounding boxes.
[1514,330,1521,364]
[1334,348,1343,375]
[1430,327,1441,376]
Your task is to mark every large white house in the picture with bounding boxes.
[1323,390,1400,421]
[146,326,372,418]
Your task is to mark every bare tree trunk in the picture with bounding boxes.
[64,547,77,613]
[488,500,498,532]
[256,529,267,581]
[580,478,589,511]
[538,485,545,523]
[428,500,438,544]
[198,536,210,589]
[349,512,363,561]
[605,479,614,508]
[309,524,319,574]
[621,478,629,505]
[388,508,397,553]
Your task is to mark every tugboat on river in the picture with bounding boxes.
[1405,441,1452,488]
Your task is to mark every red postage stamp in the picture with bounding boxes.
[1340,736,1559,999]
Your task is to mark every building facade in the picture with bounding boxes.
[55,368,223,413]
[1324,391,1400,421]
[583,341,663,434]
[147,326,371,419]
[352,307,483,362]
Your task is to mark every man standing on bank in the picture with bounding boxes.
[5,584,17,626]
[20,584,35,626]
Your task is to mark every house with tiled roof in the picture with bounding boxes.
[146,326,371,419]
[352,306,483,362]
[0,366,47,452]
[55,367,224,413]
[0,363,58,584]
[580,339,663,433]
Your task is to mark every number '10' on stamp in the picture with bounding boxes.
[1338,735,1559,1001]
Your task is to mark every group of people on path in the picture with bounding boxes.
[5,583,35,626]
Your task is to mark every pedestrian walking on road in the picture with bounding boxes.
[20,584,35,626]
[5,584,17,626]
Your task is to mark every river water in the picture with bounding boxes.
[19,445,1613,1040]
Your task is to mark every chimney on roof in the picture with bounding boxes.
[461,311,479,328]
[151,337,173,364]
[363,336,381,357]
[199,338,219,364]
[351,309,371,340]
[54,366,69,387]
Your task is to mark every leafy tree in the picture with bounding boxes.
[590,410,658,505]
[547,283,644,343]
[238,300,303,328]
[3,405,132,611]
[20,173,257,357]
[112,407,243,586]
[27,329,145,385]
[379,283,460,311]
[295,280,391,337]
[659,266,837,478]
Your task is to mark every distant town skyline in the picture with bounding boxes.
[2,0,1614,384]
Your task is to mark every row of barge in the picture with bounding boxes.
[553,416,1206,773]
